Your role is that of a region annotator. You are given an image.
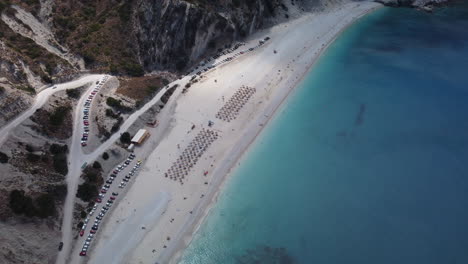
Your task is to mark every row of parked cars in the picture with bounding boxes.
[192,36,270,76]
[79,153,141,256]
[81,76,109,147]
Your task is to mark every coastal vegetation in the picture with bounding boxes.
[76,165,103,202]
[9,190,56,218]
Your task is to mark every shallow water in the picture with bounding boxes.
[180,2,468,264]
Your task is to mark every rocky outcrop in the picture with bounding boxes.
[133,0,319,72]
[375,0,450,9]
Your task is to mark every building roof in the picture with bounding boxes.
[131,129,148,143]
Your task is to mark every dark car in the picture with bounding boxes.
[106,180,113,184]
[112,192,119,196]
[58,242,64,251]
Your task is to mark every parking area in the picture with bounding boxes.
[76,153,142,257]
[189,36,270,76]
[81,75,109,147]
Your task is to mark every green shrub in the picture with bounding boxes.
[106,97,121,108]
[92,161,102,169]
[147,85,160,94]
[123,63,144,77]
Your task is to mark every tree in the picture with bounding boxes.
[120,132,131,144]
[102,152,109,160]
[50,143,68,155]
[35,193,55,218]
[92,161,102,169]
[84,171,98,183]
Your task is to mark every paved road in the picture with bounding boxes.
[0,75,103,146]
[70,154,145,260]
[56,75,107,264]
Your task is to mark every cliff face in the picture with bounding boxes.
[134,0,279,72]
[376,0,450,8]
[1,0,319,82]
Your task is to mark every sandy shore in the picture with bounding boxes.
[84,2,382,264]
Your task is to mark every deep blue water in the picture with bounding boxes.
[180,2,468,264]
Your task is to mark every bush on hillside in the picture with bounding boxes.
[50,143,68,155]
[9,190,35,217]
[66,89,81,99]
[53,153,68,175]
[26,153,40,162]
[0,152,9,163]
[120,132,131,144]
[49,106,71,126]
[35,193,56,218]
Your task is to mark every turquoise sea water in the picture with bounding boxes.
[180,2,468,264]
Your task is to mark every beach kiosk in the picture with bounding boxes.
[131,129,150,145]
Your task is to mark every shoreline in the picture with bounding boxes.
[164,3,383,264]
[82,2,383,264]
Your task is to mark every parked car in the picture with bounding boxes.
[80,251,86,256]
[112,192,119,196]
[80,230,85,236]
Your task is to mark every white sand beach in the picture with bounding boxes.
[80,2,382,264]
